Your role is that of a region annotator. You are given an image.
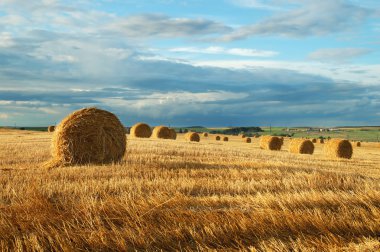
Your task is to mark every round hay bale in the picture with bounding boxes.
[240,134,246,138]
[260,136,282,151]
[203,132,208,137]
[169,128,177,140]
[215,136,221,141]
[312,138,317,143]
[289,139,314,155]
[356,141,361,147]
[130,123,152,138]
[49,107,126,167]
[323,139,353,159]
[152,126,171,139]
[223,136,229,142]
[279,137,284,145]
[244,137,251,143]
[185,132,200,142]
[319,138,324,144]
[48,125,55,132]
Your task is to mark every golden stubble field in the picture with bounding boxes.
[1,129,380,251]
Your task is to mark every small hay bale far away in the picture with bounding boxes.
[169,128,177,140]
[130,122,152,138]
[47,125,55,132]
[47,107,126,167]
[324,139,353,159]
[215,136,221,141]
[223,136,229,142]
[203,132,208,137]
[312,138,317,143]
[289,139,314,155]
[152,126,171,139]
[320,138,324,144]
[240,134,246,138]
[185,132,200,142]
[260,136,282,151]
[244,137,252,143]
[356,141,361,147]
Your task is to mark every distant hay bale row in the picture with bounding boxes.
[47,125,55,132]
[260,136,282,151]
[289,139,314,155]
[185,132,200,142]
[324,139,353,159]
[47,107,126,168]
[130,123,152,138]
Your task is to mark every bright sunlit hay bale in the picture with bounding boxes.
[152,126,171,139]
[289,139,314,155]
[215,136,221,141]
[203,132,208,137]
[47,107,126,168]
[356,141,361,147]
[324,139,353,159]
[169,128,177,140]
[260,136,282,151]
[48,126,55,132]
[130,123,152,138]
[185,132,200,142]
[223,136,229,142]
[244,137,251,143]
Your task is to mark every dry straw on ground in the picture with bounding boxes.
[223,136,229,142]
[324,139,353,159]
[152,126,171,139]
[244,137,251,143]
[169,128,177,140]
[185,132,200,142]
[130,123,152,138]
[203,132,208,137]
[47,126,55,132]
[260,136,282,151]
[215,136,221,141]
[289,139,315,155]
[47,107,126,167]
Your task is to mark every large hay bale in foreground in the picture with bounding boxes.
[223,136,229,142]
[49,107,126,167]
[203,132,208,137]
[260,136,282,151]
[324,139,353,159]
[48,125,55,132]
[289,139,314,155]
[185,132,200,142]
[215,136,221,141]
[130,123,152,138]
[152,126,171,139]
[169,128,177,140]
[244,137,251,143]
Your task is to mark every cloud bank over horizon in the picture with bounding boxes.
[0,0,379,127]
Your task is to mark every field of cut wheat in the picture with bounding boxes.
[1,129,380,251]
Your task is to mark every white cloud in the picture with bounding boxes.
[0,32,15,47]
[308,48,372,63]
[0,113,9,119]
[169,46,278,57]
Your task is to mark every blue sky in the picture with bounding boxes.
[0,0,379,127]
